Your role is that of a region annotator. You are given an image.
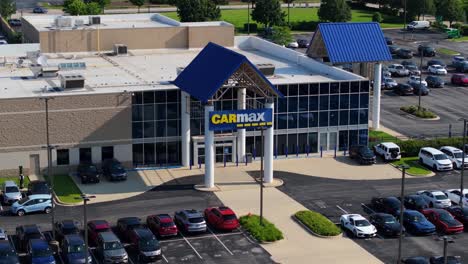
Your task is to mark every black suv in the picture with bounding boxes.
[27,181,50,196]
[418,45,436,57]
[349,145,376,165]
[396,48,413,59]
[425,76,445,88]
[16,225,44,252]
[102,159,127,181]
[77,163,100,184]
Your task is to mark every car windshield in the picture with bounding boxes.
[5,186,19,193]
[407,65,417,70]
[434,65,443,69]
[112,164,124,171]
[0,247,15,257]
[407,214,423,222]
[354,220,370,227]
[18,197,29,205]
[87,166,97,172]
[434,154,448,160]
[32,246,52,257]
[96,227,110,233]
[188,217,204,223]
[104,241,123,250]
[63,227,78,235]
[223,214,237,221]
[454,152,465,159]
[68,244,85,253]
[139,238,159,251]
[435,195,448,200]
[382,215,396,224]
[160,222,174,228]
[439,211,454,222]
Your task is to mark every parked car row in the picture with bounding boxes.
[419,146,468,171]
[77,158,128,184]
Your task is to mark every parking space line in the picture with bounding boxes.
[361,203,376,214]
[179,232,203,259]
[57,251,65,264]
[162,254,169,263]
[7,235,16,252]
[336,205,349,214]
[236,228,256,244]
[207,227,234,256]
[128,255,135,264]
[159,231,243,243]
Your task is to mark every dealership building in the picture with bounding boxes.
[0,14,389,185]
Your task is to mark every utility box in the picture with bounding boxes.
[60,74,85,89]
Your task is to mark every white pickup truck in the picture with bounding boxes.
[373,142,401,161]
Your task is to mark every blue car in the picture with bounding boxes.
[403,210,436,235]
[10,194,52,216]
[60,234,92,264]
[0,240,20,264]
[28,239,55,264]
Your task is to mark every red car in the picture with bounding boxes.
[422,208,464,234]
[87,220,111,245]
[451,74,468,86]
[146,214,178,237]
[204,206,240,231]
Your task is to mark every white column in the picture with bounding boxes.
[373,63,382,130]
[181,92,191,167]
[236,88,246,161]
[264,102,274,184]
[204,104,215,188]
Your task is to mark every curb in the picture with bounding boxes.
[51,192,83,207]
[400,110,440,121]
[291,215,342,239]
[388,162,435,177]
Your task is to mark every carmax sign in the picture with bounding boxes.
[209,109,273,131]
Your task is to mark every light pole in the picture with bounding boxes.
[259,127,265,226]
[403,0,407,40]
[459,118,467,208]
[436,236,454,264]
[76,194,95,264]
[397,164,409,264]
[247,0,250,35]
[418,49,424,111]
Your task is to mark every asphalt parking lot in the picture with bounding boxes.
[275,166,468,263]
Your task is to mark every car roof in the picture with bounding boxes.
[385,196,400,202]
[132,228,154,239]
[60,220,78,228]
[345,214,365,220]
[372,212,393,218]
[30,238,49,249]
[22,225,40,232]
[0,240,12,249]
[64,234,84,244]
[431,191,446,195]
[27,194,52,199]
[118,217,140,225]
[156,214,173,223]
[217,206,236,215]
[89,220,110,228]
[98,231,119,241]
[3,181,17,187]
[421,147,444,154]
[441,146,462,152]
[181,209,203,218]
[380,142,399,148]
[405,210,423,216]
[29,180,47,185]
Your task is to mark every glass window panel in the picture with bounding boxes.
[299,84,308,95]
[288,84,298,96]
[340,82,350,93]
[339,130,349,150]
[143,121,155,138]
[319,111,328,127]
[308,112,318,127]
[155,120,166,137]
[308,132,318,153]
[167,142,180,164]
[360,94,369,108]
[166,90,178,102]
[350,110,359,125]
[57,149,69,165]
[155,91,166,103]
[101,146,114,161]
[143,91,154,104]
[167,103,178,119]
[310,83,319,95]
[223,89,233,99]
[143,104,155,121]
[132,105,143,121]
[277,114,288,129]
[319,83,329,95]
[298,133,308,153]
[350,81,360,93]
[278,85,288,95]
[330,95,339,110]
[155,104,166,120]
[309,96,318,111]
[340,94,349,109]
[288,134,297,155]
[339,110,349,126]
[359,129,369,145]
[350,94,359,109]
[190,119,201,136]
[288,113,298,129]
[330,82,340,94]
[222,100,233,110]
[246,136,254,155]
[329,111,338,126]
[156,143,167,165]
[132,144,143,165]
[319,95,329,110]
[278,98,287,113]
[349,130,359,146]
[360,81,370,92]
[132,122,143,138]
[288,97,298,112]
[167,120,178,136]
[214,101,222,110]
[298,112,308,128]
[277,134,287,155]
[144,143,155,164]
[132,92,142,104]
[359,109,369,125]
[298,96,308,111]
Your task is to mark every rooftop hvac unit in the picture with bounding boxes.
[89,16,101,25]
[55,16,72,28]
[75,19,84,27]
[113,44,127,55]
[255,63,275,76]
[60,74,85,89]
[41,66,59,78]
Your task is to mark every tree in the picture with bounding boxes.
[318,0,351,22]
[90,0,110,10]
[251,0,285,28]
[283,0,295,26]
[0,0,16,19]
[174,0,220,22]
[407,0,435,20]
[372,12,383,23]
[129,0,146,13]
[436,0,464,26]
[86,2,102,15]
[270,26,292,46]
[65,0,87,15]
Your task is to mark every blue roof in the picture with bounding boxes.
[173,42,281,103]
[315,22,392,63]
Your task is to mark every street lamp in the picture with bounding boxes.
[397,164,409,264]
[76,194,95,264]
[436,236,455,264]
[418,49,424,111]
[459,118,467,208]
[258,126,266,226]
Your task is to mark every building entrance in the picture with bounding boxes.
[192,134,236,165]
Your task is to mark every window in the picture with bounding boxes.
[310,84,319,95]
[350,94,359,109]
[349,110,359,125]
[102,146,114,161]
[359,109,368,125]
[319,95,329,110]
[143,105,154,121]
[309,96,318,111]
[79,148,91,163]
[298,113,309,128]
[298,97,308,111]
[288,113,298,129]
[339,110,349,126]
[329,111,339,126]
[360,81,370,92]
[330,82,340,94]
[288,84,299,96]
[350,81,360,93]
[360,94,369,108]
[319,111,328,127]
[288,97,298,112]
[319,83,329,95]
[340,82,350,93]
[278,98,287,113]
[299,84,308,95]
[340,94,349,109]
[57,149,69,165]
[277,114,288,129]
[308,112,318,127]
[330,95,339,110]
[276,135,287,155]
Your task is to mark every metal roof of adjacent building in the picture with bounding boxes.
[309,22,392,64]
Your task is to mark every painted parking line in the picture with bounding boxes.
[207,227,234,256]
[7,235,16,252]
[361,203,376,214]
[336,205,349,214]
[128,255,135,264]
[162,254,169,263]
[179,232,203,259]
[159,231,243,243]
[236,228,256,244]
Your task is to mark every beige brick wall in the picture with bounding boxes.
[188,26,235,48]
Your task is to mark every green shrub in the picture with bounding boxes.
[290,20,319,31]
[400,105,437,119]
[295,210,341,236]
[243,23,258,32]
[239,214,283,242]
[399,137,465,157]
[372,12,383,23]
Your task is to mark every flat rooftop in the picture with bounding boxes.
[23,13,232,32]
[0,36,364,100]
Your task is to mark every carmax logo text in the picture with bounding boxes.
[211,113,272,127]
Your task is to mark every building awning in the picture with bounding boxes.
[173,42,282,103]
[306,22,392,64]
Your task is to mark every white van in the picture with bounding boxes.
[419,147,453,171]
[407,21,430,30]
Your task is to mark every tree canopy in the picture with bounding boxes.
[318,0,352,22]
[435,0,464,26]
[0,0,16,19]
[174,0,221,22]
[251,0,285,28]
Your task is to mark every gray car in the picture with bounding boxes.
[2,181,22,205]
[174,209,207,233]
[0,228,7,240]
[382,77,398,90]
[96,232,128,264]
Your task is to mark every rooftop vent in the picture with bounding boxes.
[255,63,275,76]
[75,19,84,27]
[55,16,72,28]
[30,64,42,78]
[113,44,127,55]
[41,66,59,78]
[60,73,85,89]
[89,16,101,25]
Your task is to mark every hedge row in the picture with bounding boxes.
[398,137,466,157]
[239,214,283,242]
[295,210,341,236]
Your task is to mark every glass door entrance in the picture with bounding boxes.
[216,146,233,163]
[319,132,328,151]
[319,132,338,151]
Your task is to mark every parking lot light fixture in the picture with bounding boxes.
[397,164,409,264]
[76,194,96,264]
[459,118,467,208]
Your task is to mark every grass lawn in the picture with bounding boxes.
[369,130,396,141]
[449,36,468,42]
[391,157,432,176]
[0,176,30,188]
[437,47,460,55]
[47,175,83,204]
